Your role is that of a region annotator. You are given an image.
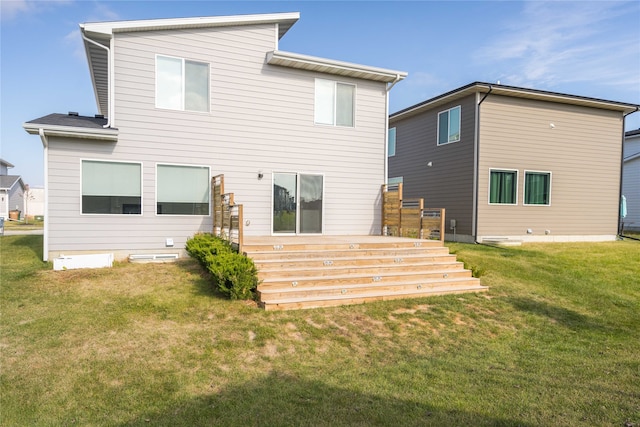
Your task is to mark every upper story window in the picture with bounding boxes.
[437,105,461,145]
[524,171,551,206]
[314,79,355,127]
[489,169,518,205]
[156,164,210,215]
[82,160,142,215]
[388,127,397,157]
[156,55,209,112]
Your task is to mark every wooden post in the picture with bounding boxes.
[237,204,243,253]
[440,208,446,243]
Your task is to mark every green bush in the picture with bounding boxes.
[185,233,232,266]
[186,234,258,300]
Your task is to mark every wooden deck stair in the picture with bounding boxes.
[243,237,488,311]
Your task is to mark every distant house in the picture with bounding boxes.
[23,13,407,261]
[0,159,25,220]
[388,82,639,243]
[622,129,640,232]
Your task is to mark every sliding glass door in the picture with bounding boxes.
[273,173,323,234]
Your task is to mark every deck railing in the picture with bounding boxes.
[212,174,244,253]
[381,183,445,243]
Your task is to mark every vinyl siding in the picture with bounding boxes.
[622,135,640,231]
[47,23,388,255]
[389,95,476,237]
[477,95,623,238]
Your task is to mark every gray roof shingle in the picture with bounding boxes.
[25,113,109,129]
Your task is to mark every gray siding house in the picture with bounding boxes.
[0,159,25,220]
[622,129,640,232]
[388,82,639,243]
[23,13,407,261]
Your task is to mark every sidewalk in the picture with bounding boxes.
[2,229,44,236]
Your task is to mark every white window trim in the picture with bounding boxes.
[80,158,143,216]
[523,170,552,207]
[155,54,210,113]
[437,105,461,146]
[155,162,211,216]
[314,78,356,128]
[488,168,519,206]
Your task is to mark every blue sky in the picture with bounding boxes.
[1,0,639,186]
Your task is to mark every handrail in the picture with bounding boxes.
[212,174,244,253]
[382,184,445,242]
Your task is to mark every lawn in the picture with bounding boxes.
[1,235,639,426]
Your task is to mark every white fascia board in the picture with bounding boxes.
[80,12,300,38]
[266,50,407,83]
[23,123,118,142]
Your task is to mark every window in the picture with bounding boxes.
[157,164,210,215]
[489,169,518,205]
[82,160,141,214]
[388,127,397,157]
[437,106,461,145]
[156,55,209,112]
[524,171,551,205]
[388,176,403,185]
[314,79,355,127]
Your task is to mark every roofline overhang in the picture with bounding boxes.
[624,152,640,163]
[0,159,15,168]
[80,12,300,39]
[390,82,640,122]
[0,176,25,192]
[23,123,119,142]
[266,50,408,84]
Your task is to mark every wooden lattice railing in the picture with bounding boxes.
[212,174,244,253]
[381,183,445,242]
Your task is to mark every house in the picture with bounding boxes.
[388,82,639,243]
[0,159,25,220]
[622,129,640,232]
[23,13,408,261]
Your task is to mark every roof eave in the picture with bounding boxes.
[267,50,408,83]
[23,123,119,142]
[80,12,300,39]
[391,82,640,121]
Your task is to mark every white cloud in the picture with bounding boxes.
[475,1,640,95]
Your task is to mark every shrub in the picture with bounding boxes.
[185,233,232,266]
[186,234,258,300]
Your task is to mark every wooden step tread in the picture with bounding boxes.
[245,247,449,257]
[259,277,482,295]
[261,284,489,310]
[256,260,463,273]
[252,253,455,264]
[259,269,472,284]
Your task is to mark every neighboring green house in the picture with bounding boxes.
[388,82,639,243]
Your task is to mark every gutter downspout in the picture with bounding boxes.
[618,106,639,238]
[384,74,402,202]
[38,128,49,262]
[473,84,492,243]
[81,33,113,128]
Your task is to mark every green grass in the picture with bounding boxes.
[1,236,639,426]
